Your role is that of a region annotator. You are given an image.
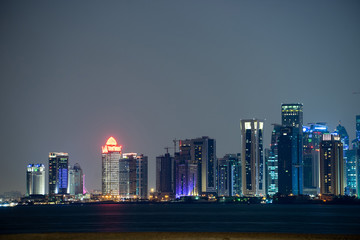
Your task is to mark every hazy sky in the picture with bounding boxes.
[1,0,359,194]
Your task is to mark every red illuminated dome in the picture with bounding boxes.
[106,136,117,146]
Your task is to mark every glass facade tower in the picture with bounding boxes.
[49,152,69,195]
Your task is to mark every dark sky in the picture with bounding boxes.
[1,0,359,194]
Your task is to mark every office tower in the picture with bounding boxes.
[218,153,241,196]
[49,152,69,195]
[281,103,303,128]
[119,153,148,199]
[174,141,198,197]
[119,153,137,198]
[266,124,281,196]
[334,123,353,195]
[356,145,360,197]
[136,154,148,199]
[26,164,45,196]
[240,119,265,196]
[357,115,360,141]
[320,134,344,195]
[278,126,303,195]
[156,152,174,194]
[68,163,84,195]
[174,136,217,197]
[302,123,329,194]
[102,137,122,196]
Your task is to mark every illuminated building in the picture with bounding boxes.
[102,137,122,196]
[302,123,329,195]
[49,152,69,195]
[278,126,303,195]
[26,164,45,196]
[68,163,84,195]
[281,103,303,129]
[266,124,281,196]
[334,123,354,195]
[218,154,241,196]
[156,152,174,194]
[357,115,360,141]
[119,153,148,199]
[240,119,265,196]
[174,136,217,197]
[320,133,344,195]
[136,154,148,199]
[174,142,198,197]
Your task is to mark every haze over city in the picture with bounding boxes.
[0,0,359,194]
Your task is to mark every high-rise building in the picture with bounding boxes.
[174,136,217,197]
[218,153,241,196]
[302,123,329,195]
[174,141,198,197]
[356,115,360,141]
[119,153,148,199]
[49,152,69,195]
[26,164,45,196]
[119,153,136,198]
[68,163,84,195]
[102,137,122,196]
[156,152,174,194]
[334,123,353,195]
[278,126,303,195]
[136,154,148,199]
[281,103,303,129]
[266,124,281,196]
[240,119,265,196]
[319,133,344,195]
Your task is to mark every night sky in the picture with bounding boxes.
[1,0,359,194]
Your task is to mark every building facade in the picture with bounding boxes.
[156,152,174,194]
[218,153,241,196]
[319,134,344,195]
[68,163,84,195]
[266,124,281,196]
[26,164,45,196]
[240,119,265,196]
[102,137,122,196]
[49,152,69,195]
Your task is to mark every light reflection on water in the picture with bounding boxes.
[1,204,359,234]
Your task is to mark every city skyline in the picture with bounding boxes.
[1,1,359,194]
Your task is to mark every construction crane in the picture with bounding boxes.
[164,146,173,154]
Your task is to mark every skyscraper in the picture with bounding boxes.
[240,119,265,196]
[26,164,45,196]
[136,154,148,199]
[302,123,329,195]
[102,137,122,196]
[119,153,148,199]
[174,136,217,197]
[156,152,174,194]
[266,124,281,196]
[68,163,84,195]
[49,152,69,195]
[218,153,241,196]
[357,115,360,141]
[281,103,303,128]
[319,134,344,195]
[278,126,303,195]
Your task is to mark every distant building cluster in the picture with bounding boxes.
[24,104,360,202]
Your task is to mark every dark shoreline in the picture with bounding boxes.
[2,232,360,240]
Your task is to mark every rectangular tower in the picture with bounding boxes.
[240,119,265,196]
[156,153,174,194]
[102,137,122,196]
[320,134,344,195]
[27,164,45,196]
[49,152,69,195]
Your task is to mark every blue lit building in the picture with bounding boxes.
[334,123,354,195]
[265,124,281,196]
[218,153,241,196]
[302,123,329,195]
[49,152,69,195]
[278,126,303,195]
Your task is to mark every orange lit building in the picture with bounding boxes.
[102,137,122,196]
